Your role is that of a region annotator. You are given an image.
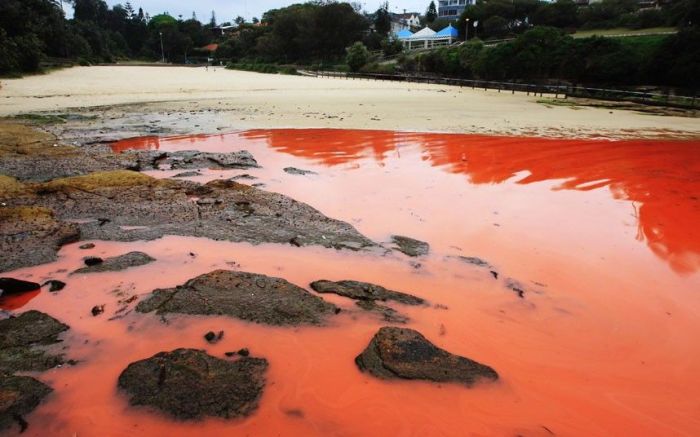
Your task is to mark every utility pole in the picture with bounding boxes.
[159,32,165,63]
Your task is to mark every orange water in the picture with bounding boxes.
[4,130,699,436]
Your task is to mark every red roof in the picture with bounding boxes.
[201,43,219,52]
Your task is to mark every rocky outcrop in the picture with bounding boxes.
[0,205,80,273]
[355,327,498,386]
[1,170,376,272]
[0,374,53,432]
[390,235,430,257]
[137,270,338,326]
[130,150,258,171]
[117,348,267,420]
[283,167,317,176]
[73,251,155,274]
[0,311,69,373]
[310,280,425,305]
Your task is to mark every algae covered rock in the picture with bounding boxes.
[137,270,338,326]
[118,348,267,420]
[355,327,498,386]
[0,374,53,432]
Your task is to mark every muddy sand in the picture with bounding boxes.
[0,67,699,436]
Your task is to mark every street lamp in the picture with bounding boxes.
[159,32,165,63]
[465,18,470,40]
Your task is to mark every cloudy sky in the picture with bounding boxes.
[65,0,430,22]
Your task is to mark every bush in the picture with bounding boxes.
[346,41,369,72]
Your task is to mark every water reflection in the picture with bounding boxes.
[244,129,700,273]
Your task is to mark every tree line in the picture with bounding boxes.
[399,26,699,91]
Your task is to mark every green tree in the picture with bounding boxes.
[346,41,369,71]
[426,1,438,23]
[374,2,391,36]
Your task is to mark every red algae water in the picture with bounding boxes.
[4,130,700,436]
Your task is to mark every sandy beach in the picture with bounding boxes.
[1,65,698,138]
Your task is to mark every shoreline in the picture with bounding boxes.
[1,66,699,140]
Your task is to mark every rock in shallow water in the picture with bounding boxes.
[310,280,425,306]
[137,270,338,326]
[117,348,267,420]
[355,327,498,386]
[391,235,430,257]
[284,167,317,176]
[0,278,41,297]
[0,374,53,432]
[0,310,69,373]
[73,251,155,274]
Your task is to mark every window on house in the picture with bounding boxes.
[448,9,457,15]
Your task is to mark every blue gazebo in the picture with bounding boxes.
[397,24,459,50]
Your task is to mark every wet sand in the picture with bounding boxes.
[1,66,699,138]
[3,131,699,436]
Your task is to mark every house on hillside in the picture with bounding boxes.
[390,12,421,34]
[438,0,475,18]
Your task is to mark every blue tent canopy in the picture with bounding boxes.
[435,24,459,37]
[396,29,414,39]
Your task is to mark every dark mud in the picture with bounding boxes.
[73,251,155,274]
[0,310,69,373]
[137,270,339,326]
[355,327,498,386]
[118,348,267,420]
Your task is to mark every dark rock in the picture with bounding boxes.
[390,235,430,257]
[74,252,155,274]
[204,331,216,343]
[8,171,375,252]
[0,206,80,273]
[283,167,317,176]
[490,271,499,279]
[131,150,259,171]
[43,280,66,292]
[310,280,424,306]
[117,348,267,420]
[229,174,257,181]
[0,310,69,373]
[137,270,338,326]
[0,374,53,432]
[79,243,95,249]
[453,256,491,268]
[172,171,201,178]
[224,351,236,357]
[83,256,103,267]
[0,278,41,297]
[91,305,105,316]
[355,300,409,324]
[356,327,498,386]
[237,348,249,357]
[505,279,525,299]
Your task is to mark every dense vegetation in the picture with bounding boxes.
[0,0,698,92]
[458,0,699,40]
[400,26,699,90]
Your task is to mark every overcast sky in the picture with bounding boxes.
[64,0,430,22]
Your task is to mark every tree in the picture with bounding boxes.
[374,2,391,36]
[210,11,217,27]
[426,1,438,23]
[235,16,246,25]
[346,41,369,71]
